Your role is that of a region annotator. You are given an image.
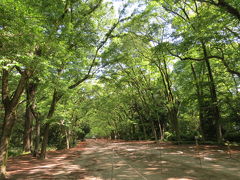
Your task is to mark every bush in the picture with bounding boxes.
[164,131,174,141]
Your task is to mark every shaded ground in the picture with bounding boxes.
[7,141,87,179]
[6,140,240,180]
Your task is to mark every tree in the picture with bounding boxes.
[0,0,44,176]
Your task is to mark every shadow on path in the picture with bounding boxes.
[6,140,240,180]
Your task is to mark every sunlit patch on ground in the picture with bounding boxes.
[6,139,240,180]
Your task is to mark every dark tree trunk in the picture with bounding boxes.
[134,103,148,140]
[33,115,41,157]
[40,90,62,159]
[197,0,240,20]
[157,118,164,141]
[191,63,205,141]
[205,59,222,143]
[0,69,29,178]
[151,120,158,141]
[139,115,147,140]
[40,123,50,159]
[167,105,180,142]
[216,0,240,20]
[0,111,16,178]
[23,81,37,152]
[23,104,33,152]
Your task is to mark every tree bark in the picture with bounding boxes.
[167,105,180,142]
[157,117,164,141]
[205,59,222,143]
[33,115,41,157]
[0,111,16,178]
[191,63,205,141]
[139,114,147,140]
[40,90,62,159]
[23,81,37,152]
[0,68,29,178]
[40,123,50,159]
[197,0,240,20]
[65,128,70,149]
[214,0,240,20]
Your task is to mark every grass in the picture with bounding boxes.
[8,148,27,157]
[8,146,58,158]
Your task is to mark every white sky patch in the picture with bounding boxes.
[105,0,126,17]
[105,0,143,18]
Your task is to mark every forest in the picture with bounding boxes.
[0,0,240,179]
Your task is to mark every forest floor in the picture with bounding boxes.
[6,139,240,180]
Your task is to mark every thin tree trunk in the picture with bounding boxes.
[157,113,164,141]
[155,57,180,142]
[151,120,158,141]
[23,102,33,152]
[132,124,135,140]
[134,103,148,140]
[40,123,50,159]
[40,90,62,159]
[191,63,205,141]
[149,111,158,141]
[142,121,147,139]
[33,114,40,157]
[65,128,70,149]
[232,74,239,94]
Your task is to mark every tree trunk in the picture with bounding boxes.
[216,0,240,20]
[139,115,147,140]
[149,111,158,141]
[65,128,70,149]
[23,104,33,152]
[40,123,50,159]
[23,81,37,152]
[134,104,147,139]
[0,68,29,178]
[205,59,222,143]
[157,113,164,141]
[40,90,62,159]
[33,115,40,157]
[155,57,180,142]
[168,105,180,142]
[191,63,205,141]
[132,124,135,140]
[0,111,16,178]
[151,120,158,141]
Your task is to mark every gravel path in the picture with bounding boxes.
[6,140,240,180]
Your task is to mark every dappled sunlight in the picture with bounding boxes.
[6,140,240,179]
[7,142,88,179]
[167,178,194,180]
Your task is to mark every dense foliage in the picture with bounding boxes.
[0,0,239,177]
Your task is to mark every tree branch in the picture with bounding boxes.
[197,0,240,20]
[69,9,132,89]
[83,0,103,17]
[221,58,240,77]
[10,71,29,109]
[2,68,10,106]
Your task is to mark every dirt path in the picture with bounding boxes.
[6,140,240,180]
